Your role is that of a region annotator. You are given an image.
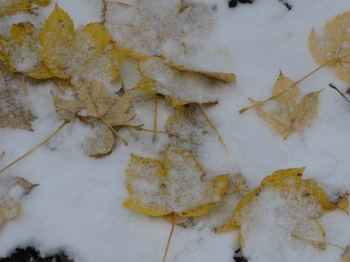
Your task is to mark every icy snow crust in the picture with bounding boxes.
[0,0,350,261]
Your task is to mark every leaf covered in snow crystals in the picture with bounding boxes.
[104,0,215,59]
[124,149,228,217]
[0,22,53,79]
[233,167,336,254]
[39,4,123,84]
[134,57,232,106]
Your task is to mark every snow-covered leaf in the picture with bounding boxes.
[39,4,123,84]
[124,149,228,217]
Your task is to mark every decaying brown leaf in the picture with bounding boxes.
[232,167,336,254]
[104,0,215,59]
[51,80,135,155]
[0,63,36,131]
[309,11,350,82]
[134,57,231,107]
[0,176,38,227]
[124,149,228,217]
[0,22,53,79]
[250,71,322,139]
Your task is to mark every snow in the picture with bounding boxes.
[0,0,350,261]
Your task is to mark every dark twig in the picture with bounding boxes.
[329,83,350,104]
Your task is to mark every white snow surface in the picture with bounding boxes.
[0,0,350,261]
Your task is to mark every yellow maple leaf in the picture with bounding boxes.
[104,0,215,59]
[232,167,336,253]
[0,22,53,79]
[134,57,231,107]
[250,71,322,139]
[124,149,228,217]
[0,176,38,228]
[0,62,36,131]
[51,80,135,155]
[309,11,350,82]
[39,4,123,84]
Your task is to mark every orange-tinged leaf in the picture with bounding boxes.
[124,150,228,217]
[250,71,322,139]
[40,4,123,84]
[309,11,350,82]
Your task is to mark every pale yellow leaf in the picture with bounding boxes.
[309,11,350,82]
[251,71,322,139]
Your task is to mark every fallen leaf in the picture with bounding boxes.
[0,0,31,18]
[39,4,123,84]
[0,22,53,79]
[0,62,36,131]
[165,104,218,153]
[124,149,228,217]
[30,0,51,6]
[309,11,350,82]
[134,57,230,106]
[250,71,322,139]
[51,80,135,155]
[232,167,336,254]
[335,194,349,214]
[82,122,114,157]
[0,176,38,227]
[104,0,215,59]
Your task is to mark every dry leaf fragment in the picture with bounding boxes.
[134,57,230,106]
[341,244,350,262]
[309,11,350,82]
[250,71,322,139]
[232,167,336,255]
[39,4,123,84]
[104,0,215,59]
[51,80,135,155]
[0,63,36,131]
[124,149,228,217]
[0,22,53,79]
[0,0,31,18]
[0,176,38,227]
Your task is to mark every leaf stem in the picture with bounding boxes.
[292,234,345,251]
[132,126,179,137]
[239,61,335,114]
[197,104,227,152]
[103,121,128,146]
[1,7,39,11]
[22,73,28,96]
[329,83,350,104]
[162,213,176,262]
[0,120,70,174]
[153,95,158,142]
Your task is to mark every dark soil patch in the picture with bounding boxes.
[0,247,73,262]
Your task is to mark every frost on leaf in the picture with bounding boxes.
[250,71,322,139]
[166,104,218,154]
[0,22,53,79]
[232,167,336,257]
[39,4,123,85]
[124,149,228,217]
[0,63,36,131]
[51,80,135,156]
[134,57,231,107]
[104,0,215,59]
[0,0,30,18]
[0,176,38,228]
[309,11,350,82]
